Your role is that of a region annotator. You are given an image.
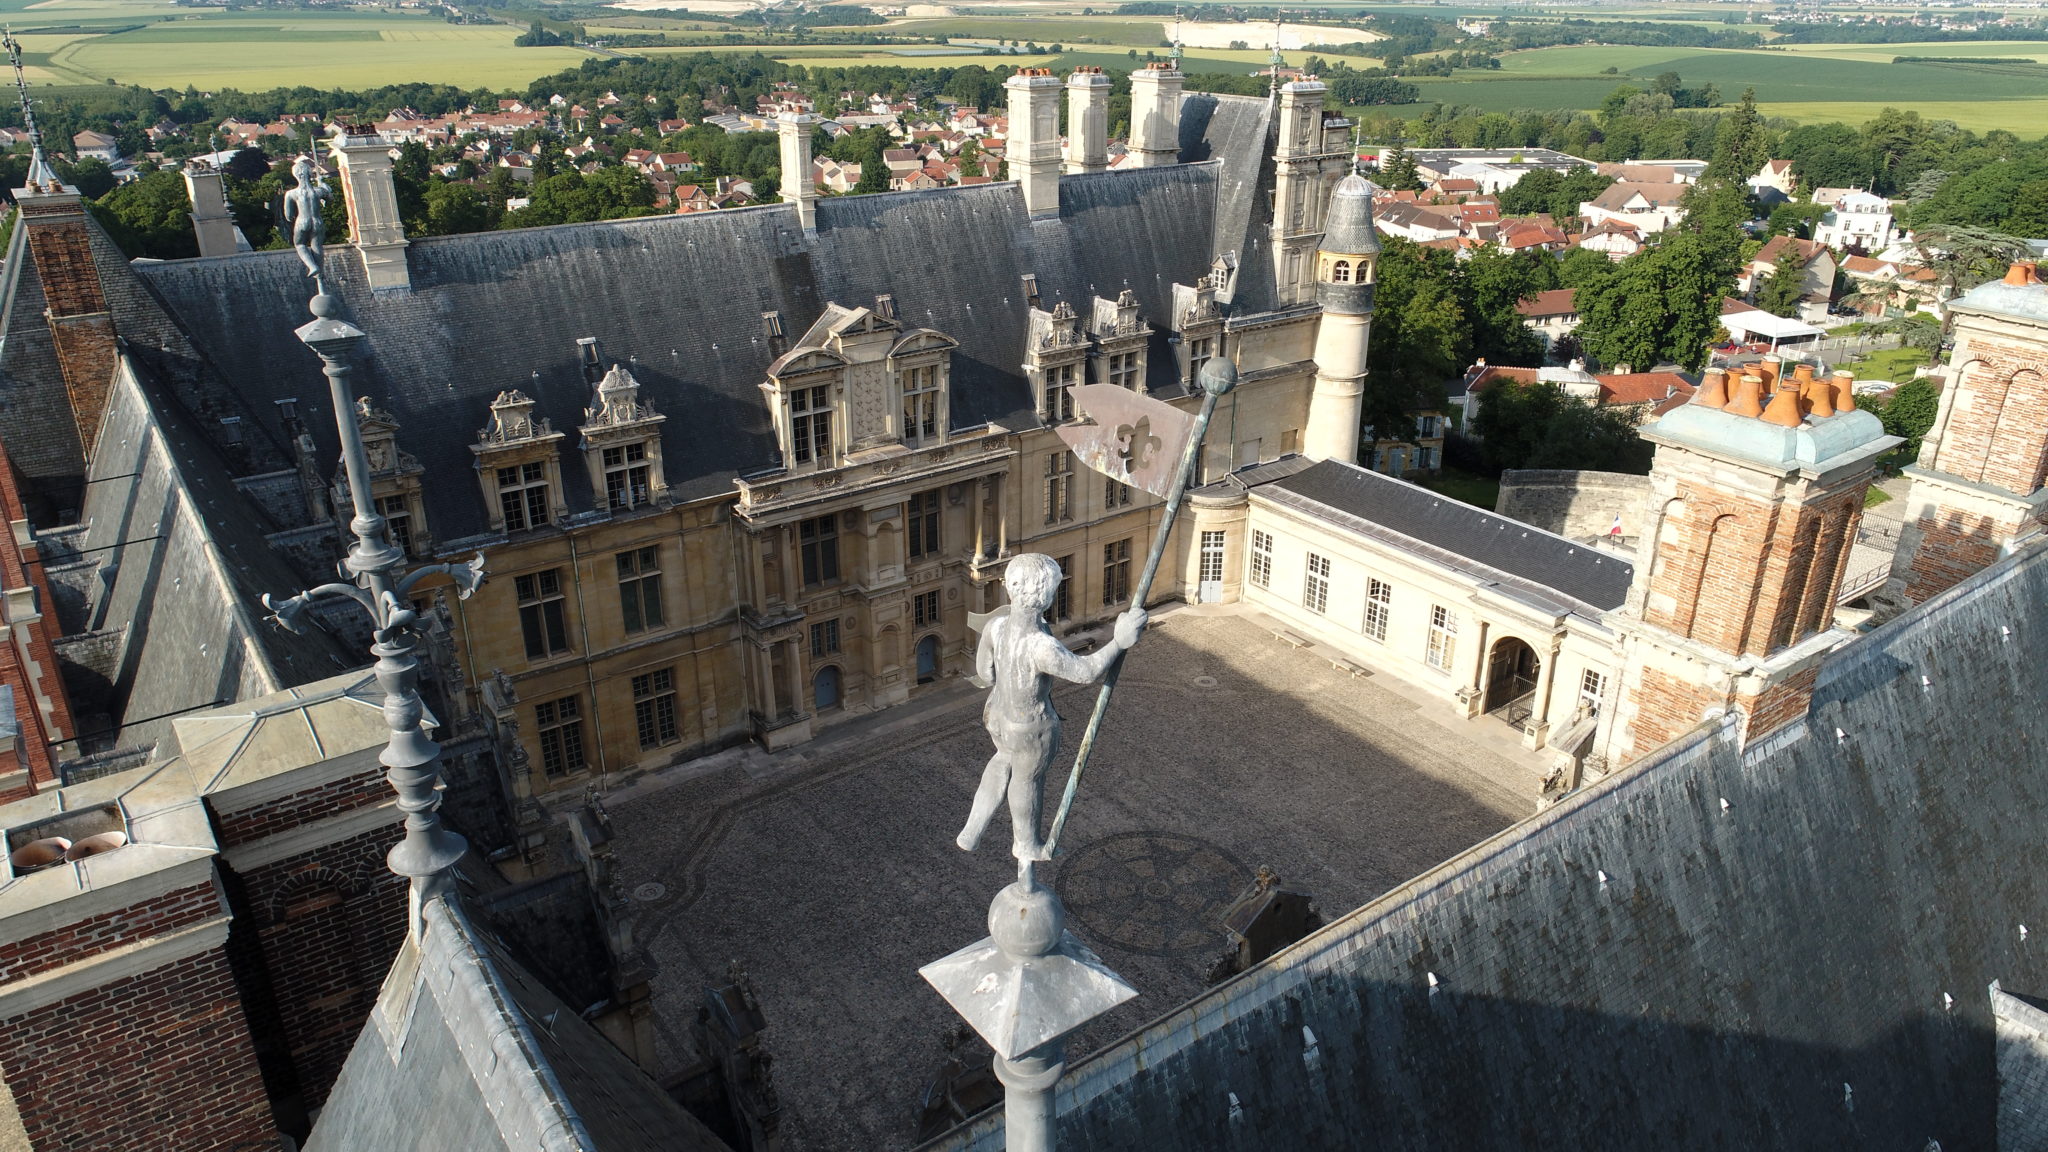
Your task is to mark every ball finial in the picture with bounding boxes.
[1198,356,1238,398]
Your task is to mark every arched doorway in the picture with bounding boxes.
[813,665,842,712]
[1483,637,1541,723]
[916,635,940,684]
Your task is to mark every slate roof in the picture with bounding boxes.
[1255,457,1633,613]
[309,894,728,1152]
[131,94,1273,547]
[931,541,2048,1152]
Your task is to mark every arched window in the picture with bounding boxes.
[1330,259,1352,284]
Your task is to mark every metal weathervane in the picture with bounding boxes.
[262,155,484,939]
[2,28,56,188]
[922,351,1238,1152]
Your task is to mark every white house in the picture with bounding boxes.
[1580,182,1689,234]
[1813,190,1896,254]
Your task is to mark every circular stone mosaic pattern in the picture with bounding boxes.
[632,882,667,903]
[1055,831,1251,956]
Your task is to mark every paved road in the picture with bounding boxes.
[604,611,1536,1150]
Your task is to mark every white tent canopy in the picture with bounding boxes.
[1721,300,1824,346]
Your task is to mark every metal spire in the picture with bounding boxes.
[1170,6,1182,64]
[1352,121,1365,176]
[2,28,58,189]
[1268,19,1285,99]
[263,154,483,940]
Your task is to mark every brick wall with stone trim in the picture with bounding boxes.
[0,943,274,1152]
[0,879,219,983]
[212,766,390,849]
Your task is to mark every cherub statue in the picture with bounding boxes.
[282,154,331,283]
[956,553,1146,869]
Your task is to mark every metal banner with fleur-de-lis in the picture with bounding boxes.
[1054,383,1197,498]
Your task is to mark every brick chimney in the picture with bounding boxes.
[1600,364,1901,765]
[14,166,117,459]
[1889,261,2048,603]
[1064,67,1110,175]
[777,109,817,234]
[1005,68,1063,217]
[182,159,239,258]
[328,124,409,292]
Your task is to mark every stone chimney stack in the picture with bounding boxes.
[777,109,818,234]
[1127,61,1184,169]
[1005,68,1063,217]
[1064,67,1110,175]
[328,123,409,292]
[182,160,239,258]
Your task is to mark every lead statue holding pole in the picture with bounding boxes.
[924,355,1238,1152]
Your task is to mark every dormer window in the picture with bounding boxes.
[902,365,940,447]
[1330,260,1352,284]
[790,385,832,464]
[497,461,552,531]
[603,442,652,509]
[1047,362,1078,421]
[887,328,957,449]
[579,364,667,513]
[474,389,566,535]
[337,398,432,557]
[1187,337,1214,383]
[1107,351,1141,391]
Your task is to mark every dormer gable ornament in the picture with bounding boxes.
[478,389,555,446]
[1089,290,1149,340]
[348,397,420,478]
[582,363,662,433]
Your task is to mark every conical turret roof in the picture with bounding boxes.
[1321,173,1380,256]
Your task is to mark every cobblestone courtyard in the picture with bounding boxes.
[605,609,1540,1150]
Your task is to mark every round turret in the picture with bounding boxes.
[1317,174,1379,315]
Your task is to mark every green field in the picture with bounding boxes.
[1414,41,2048,134]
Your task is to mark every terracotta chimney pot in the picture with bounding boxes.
[1695,367,1729,409]
[1758,355,1782,392]
[1805,369,1835,419]
[1729,373,1766,418]
[2003,261,2041,287]
[1832,369,1858,412]
[1762,381,1805,428]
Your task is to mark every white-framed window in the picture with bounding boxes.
[790,385,832,466]
[1045,362,1078,422]
[1426,604,1458,672]
[1330,259,1352,284]
[1580,668,1607,714]
[1364,577,1391,642]
[1044,451,1073,525]
[901,363,941,446]
[1249,529,1272,589]
[1106,350,1141,391]
[1418,415,1442,438]
[497,461,551,532]
[632,668,679,750]
[603,442,652,510]
[1198,531,1225,584]
[1303,552,1330,614]
[1418,445,1439,470]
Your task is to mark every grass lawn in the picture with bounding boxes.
[1419,467,1502,512]
[1864,486,1893,509]
[1836,346,1930,385]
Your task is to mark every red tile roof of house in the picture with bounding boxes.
[1514,288,1578,318]
[1600,371,1693,407]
